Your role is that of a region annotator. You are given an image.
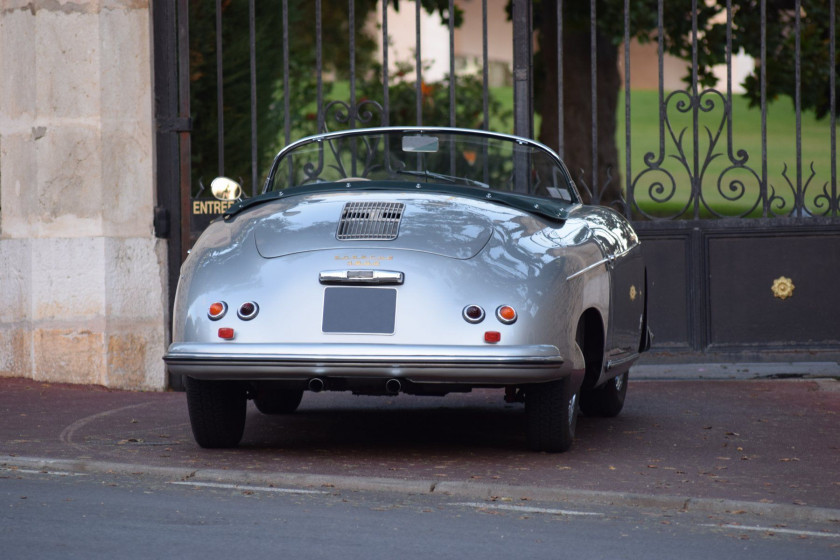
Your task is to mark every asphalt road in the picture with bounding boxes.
[2,467,839,560]
[5,378,837,511]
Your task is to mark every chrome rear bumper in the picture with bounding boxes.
[164,342,579,385]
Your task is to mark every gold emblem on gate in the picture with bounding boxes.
[629,285,637,302]
[771,276,795,300]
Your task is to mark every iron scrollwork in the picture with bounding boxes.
[628,86,840,220]
[630,89,762,220]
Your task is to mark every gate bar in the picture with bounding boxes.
[449,0,456,128]
[590,0,598,203]
[249,0,257,195]
[282,0,290,145]
[482,0,489,131]
[415,0,422,126]
[557,0,564,159]
[832,0,837,216]
[178,0,192,261]
[795,0,803,216]
[623,0,631,217]
[349,0,357,130]
[382,0,390,127]
[317,0,324,133]
[512,0,533,140]
[760,0,768,216]
[215,0,224,176]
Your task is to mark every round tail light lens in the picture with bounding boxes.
[237,301,259,320]
[496,305,517,324]
[462,305,485,324]
[208,301,228,320]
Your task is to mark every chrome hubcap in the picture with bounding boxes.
[614,374,624,392]
[568,393,578,427]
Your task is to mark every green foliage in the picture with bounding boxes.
[354,59,512,130]
[720,1,839,119]
[189,0,502,197]
[529,0,840,116]
[189,0,378,196]
[390,0,463,26]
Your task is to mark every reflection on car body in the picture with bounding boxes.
[164,127,652,452]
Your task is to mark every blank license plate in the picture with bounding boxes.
[322,287,397,334]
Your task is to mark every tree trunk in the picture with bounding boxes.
[535,11,623,208]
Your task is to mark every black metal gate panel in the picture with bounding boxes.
[154,1,840,369]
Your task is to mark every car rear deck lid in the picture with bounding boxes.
[253,195,495,260]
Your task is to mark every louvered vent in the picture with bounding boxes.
[336,201,405,240]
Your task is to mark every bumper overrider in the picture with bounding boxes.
[164,343,582,385]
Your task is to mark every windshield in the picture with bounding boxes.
[265,128,578,203]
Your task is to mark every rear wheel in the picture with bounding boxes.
[525,377,579,453]
[185,377,247,448]
[253,388,304,415]
[580,371,628,418]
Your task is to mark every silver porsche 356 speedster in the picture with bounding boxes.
[164,126,651,452]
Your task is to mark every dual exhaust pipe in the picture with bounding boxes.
[307,377,401,395]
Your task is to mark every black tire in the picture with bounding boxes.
[580,371,628,418]
[253,388,304,415]
[185,377,247,448]
[525,377,579,453]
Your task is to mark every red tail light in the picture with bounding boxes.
[484,331,501,343]
[237,301,259,320]
[218,327,235,340]
[462,305,485,323]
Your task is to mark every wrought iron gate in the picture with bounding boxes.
[154,0,840,374]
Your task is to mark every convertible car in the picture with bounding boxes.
[164,127,651,452]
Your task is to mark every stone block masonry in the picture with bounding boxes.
[0,1,167,389]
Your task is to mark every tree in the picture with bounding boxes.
[189,0,378,196]
[527,0,838,208]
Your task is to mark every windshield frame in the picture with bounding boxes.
[263,126,580,204]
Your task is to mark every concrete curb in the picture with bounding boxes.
[4,455,839,524]
[631,362,840,381]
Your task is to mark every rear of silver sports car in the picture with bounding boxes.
[162,126,641,452]
[164,189,594,452]
[165,190,586,393]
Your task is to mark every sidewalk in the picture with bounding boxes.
[1,376,838,519]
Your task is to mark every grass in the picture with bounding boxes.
[617,90,838,218]
[304,83,838,217]
[491,86,837,217]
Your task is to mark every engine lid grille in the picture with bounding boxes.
[336,202,404,240]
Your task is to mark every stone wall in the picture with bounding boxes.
[0,1,167,389]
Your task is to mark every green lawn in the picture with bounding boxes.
[492,87,836,217]
[617,89,838,218]
[310,84,837,218]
